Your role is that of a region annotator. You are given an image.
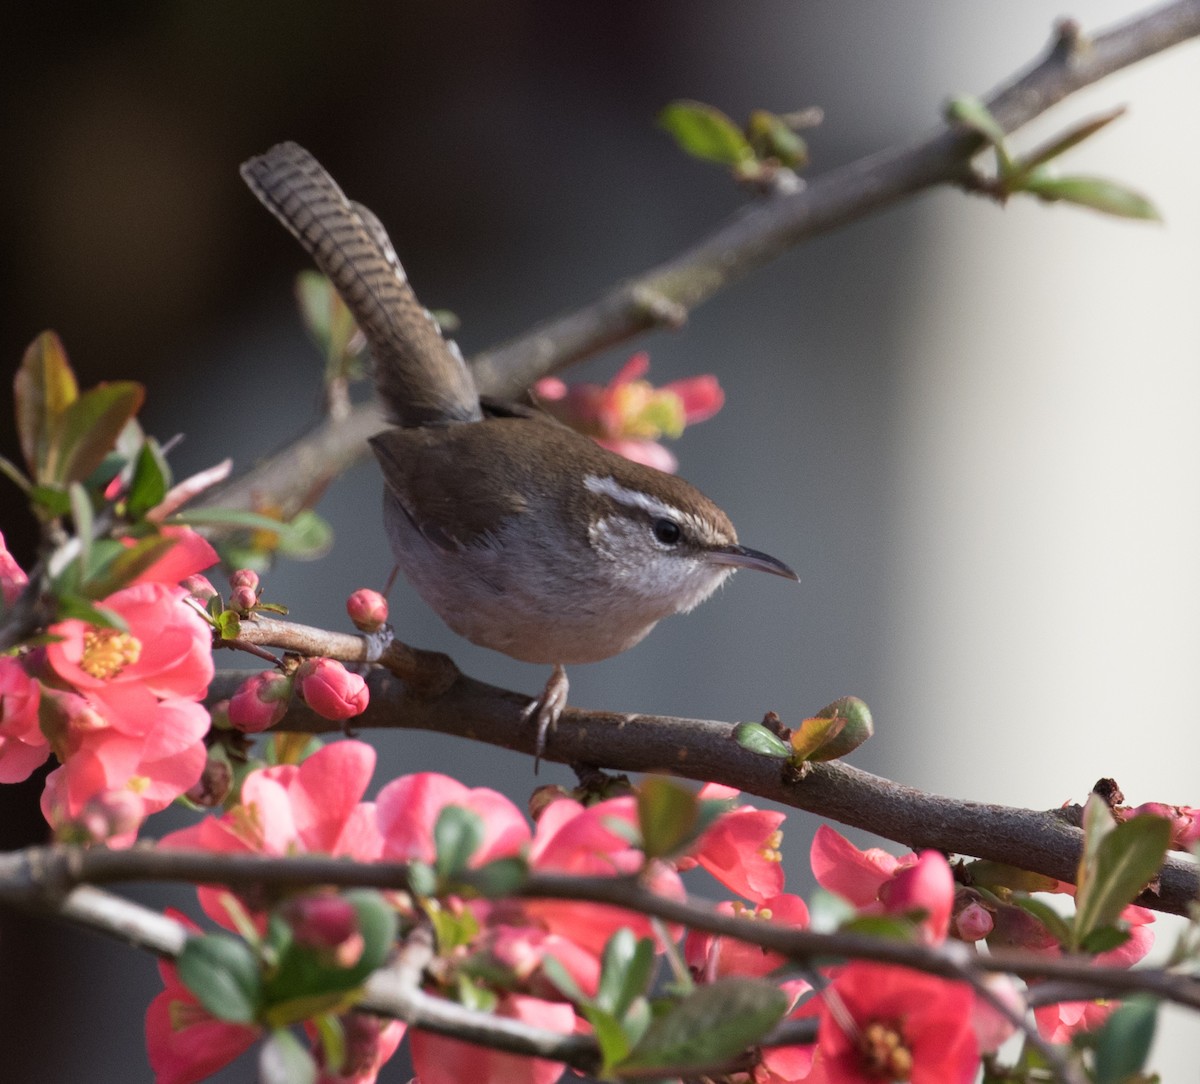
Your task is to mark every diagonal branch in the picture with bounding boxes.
[204,663,1200,916]
[207,0,1200,514]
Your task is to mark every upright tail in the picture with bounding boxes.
[241,142,482,427]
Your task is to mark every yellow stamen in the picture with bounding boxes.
[80,628,141,680]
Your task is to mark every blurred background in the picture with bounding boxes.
[1,1,1198,1079]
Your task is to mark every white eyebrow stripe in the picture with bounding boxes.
[584,474,682,521]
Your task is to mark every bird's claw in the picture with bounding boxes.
[521,664,568,771]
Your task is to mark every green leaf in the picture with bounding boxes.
[945,94,1013,171]
[803,696,874,761]
[747,109,808,169]
[434,805,485,879]
[14,331,78,480]
[1020,172,1161,221]
[1093,996,1158,1084]
[658,100,755,166]
[585,1005,636,1070]
[732,722,790,759]
[963,859,1060,895]
[638,776,698,860]
[68,483,94,579]
[0,454,31,494]
[619,977,788,1073]
[80,534,177,600]
[52,594,128,631]
[51,382,145,486]
[29,484,71,518]
[1080,925,1131,955]
[126,439,171,519]
[1015,106,1127,176]
[541,952,589,1005]
[177,932,263,1023]
[274,509,334,560]
[1074,809,1170,951]
[260,1028,317,1084]
[171,507,334,561]
[839,913,921,941]
[296,271,363,373]
[789,713,845,762]
[596,929,656,1019]
[467,855,528,897]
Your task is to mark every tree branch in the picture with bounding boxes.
[207,0,1200,514]
[203,663,1200,916]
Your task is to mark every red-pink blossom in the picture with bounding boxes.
[533,353,725,474]
[346,588,388,632]
[0,656,49,782]
[754,979,816,1084]
[47,581,213,702]
[0,530,28,606]
[817,963,979,1084]
[160,741,382,927]
[227,670,292,733]
[523,795,685,955]
[376,771,530,866]
[297,658,369,720]
[1125,801,1200,849]
[409,993,575,1084]
[145,913,260,1084]
[685,783,787,902]
[877,850,955,942]
[810,825,911,907]
[129,526,219,587]
[686,893,809,979]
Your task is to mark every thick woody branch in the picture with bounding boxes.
[207,0,1200,514]
[206,664,1200,916]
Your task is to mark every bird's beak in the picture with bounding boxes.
[707,544,799,581]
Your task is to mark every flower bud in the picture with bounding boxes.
[955,899,994,942]
[346,588,388,632]
[229,585,258,612]
[71,789,146,844]
[229,568,260,593]
[297,658,369,721]
[281,893,364,967]
[180,574,218,603]
[228,670,292,733]
[185,750,234,807]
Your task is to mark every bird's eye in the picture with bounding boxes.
[652,518,682,546]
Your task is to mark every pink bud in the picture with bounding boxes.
[346,588,388,632]
[297,658,369,721]
[0,530,29,607]
[228,670,292,733]
[181,574,218,602]
[229,585,258,612]
[185,753,234,807]
[229,568,260,592]
[282,893,360,950]
[955,900,994,942]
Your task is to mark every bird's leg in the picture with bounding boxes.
[522,664,569,770]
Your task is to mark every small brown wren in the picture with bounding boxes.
[241,143,797,758]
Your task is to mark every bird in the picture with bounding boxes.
[240,141,798,761]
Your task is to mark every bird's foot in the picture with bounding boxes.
[521,664,568,771]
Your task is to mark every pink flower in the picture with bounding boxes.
[129,527,218,587]
[817,963,979,1084]
[409,993,575,1084]
[346,588,388,632]
[40,684,209,837]
[1124,801,1200,850]
[523,795,685,955]
[47,581,213,702]
[0,656,49,782]
[159,741,382,927]
[376,772,530,866]
[227,670,292,733]
[686,893,809,980]
[877,851,955,942]
[810,825,910,907]
[686,784,786,901]
[754,979,816,1084]
[0,530,29,607]
[533,353,724,474]
[297,658,369,721]
[145,913,260,1084]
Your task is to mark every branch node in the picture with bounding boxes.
[630,286,689,330]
